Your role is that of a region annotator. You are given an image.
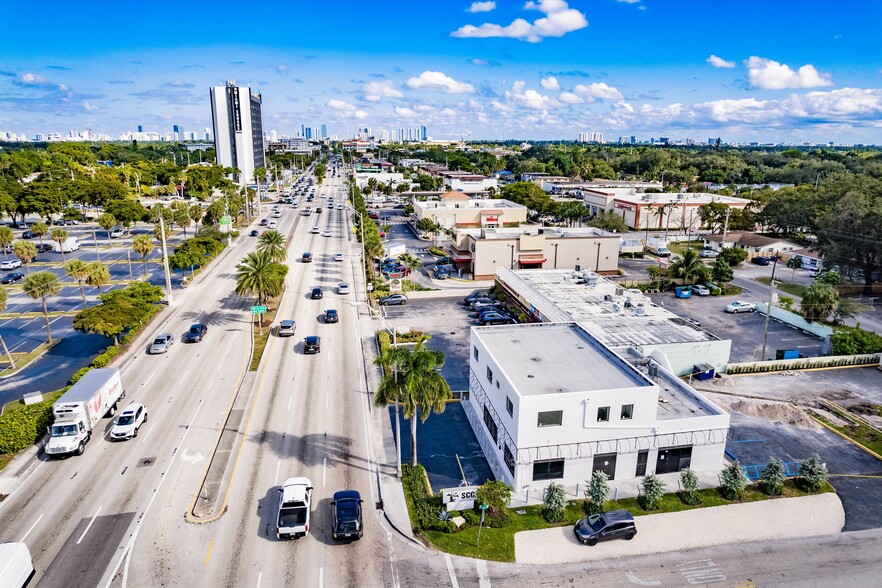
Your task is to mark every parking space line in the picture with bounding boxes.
[476,560,490,588]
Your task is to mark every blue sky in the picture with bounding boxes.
[1,0,881,143]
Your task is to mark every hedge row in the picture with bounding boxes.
[402,464,455,533]
[0,400,54,454]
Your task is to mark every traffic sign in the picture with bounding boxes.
[219,215,231,226]
[251,305,267,314]
[478,503,489,510]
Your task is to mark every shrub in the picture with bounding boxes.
[461,509,479,526]
[797,454,828,493]
[69,367,91,385]
[476,479,512,516]
[0,401,54,453]
[678,468,702,505]
[486,513,511,528]
[639,474,666,510]
[760,458,787,496]
[91,345,120,368]
[584,470,610,515]
[720,461,748,500]
[542,482,567,522]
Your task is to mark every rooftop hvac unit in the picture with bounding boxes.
[583,272,599,286]
[612,302,622,313]
[648,362,659,378]
[635,306,646,316]
[603,294,613,301]
[615,287,624,296]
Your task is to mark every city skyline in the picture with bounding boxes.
[1,0,881,143]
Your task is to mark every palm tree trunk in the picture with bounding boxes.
[78,280,87,308]
[41,297,52,342]
[395,401,402,477]
[142,256,148,276]
[0,334,15,368]
[410,411,418,466]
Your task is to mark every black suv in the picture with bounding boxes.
[324,309,339,324]
[184,323,208,343]
[304,335,321,354]
[573,510,636,546]
[331,490,363,541]
[311,287,323,300]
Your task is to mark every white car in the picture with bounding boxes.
[311,227,320,234]
[269,221,278,229]
[336,204,344,210]
[699,249,719,258]
[272,211,282,218]
[110,226,128,238]
[0,259,22,270]
[338,282,350,295]
[110,403,148,440]
[334,253,344,261]
[323,230,331,237]
[725,301,756,313]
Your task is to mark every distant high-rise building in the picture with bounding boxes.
[209,81,265,184]
[419,125,427,141]
[320,124,328,139]
[204,128,212,141]
[137,125,143,133]
[305,127,313,140]
[578,132,589,142]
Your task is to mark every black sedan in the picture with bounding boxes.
[311,287,323,300]
[324,309,339,324]
[304,335,321,354]
[331,490,363,541]
[0,272,24,284]
[184,323,208,343]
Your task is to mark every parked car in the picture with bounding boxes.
[148,333,174,354]
[21,230,35,239]
[751,256,770,266]
[301,252,313,263]
[331,490,364,541]
[1,272,25,284]
[573,510,636,546]
[338,282,350,295]
[110,403,148,441]
[303,335,321,354]
[311,287,323,300]
[378,294,407,306]
[184,323,208,342]
[278,320,296,337]
[691,284,710,296]
[36,243,53,253]
[0,260,22,270]
[324,309,339,324]
[479,312,516,326]
[110,226,128,238]
[699,249,719,258]
[470,298,500,310]
[725,301,756,313]
[435,256,454,266]
[464,291,490,304]
[434,266,449,279]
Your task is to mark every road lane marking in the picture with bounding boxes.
[275,460,280,486]
[444,553,459,588]
[76,506,103,545]
[287,394,292,412]
[319,567,324,588]
[179,370,189,384]
[140,423,156,443]
[204,539,216,565]
[256,571,262,588]
[476,560,490,588]
[142,372,155,388]
[677,559,726,584]
[322,457,327,486]
[625,571,662,586]
[19,513,44,543]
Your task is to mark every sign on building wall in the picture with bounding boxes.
[442,486,479,511]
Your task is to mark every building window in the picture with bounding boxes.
[486,366,493,384]
[506,396,513,417]
[473,346,479,361]
[483,405,498,444]
[503,444,515,475]
[621,404,634,420]
[597,406,610,422]
[533,459,565,481]
[537,410,562,427]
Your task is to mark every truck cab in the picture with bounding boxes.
[277,477,313,539]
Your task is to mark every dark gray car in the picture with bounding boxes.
[573,510,637,546]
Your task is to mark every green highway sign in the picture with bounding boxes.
[251,305,267,314]
[219,215,231,226]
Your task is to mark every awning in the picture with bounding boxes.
[450,254,471,262]
[518,255,546,265]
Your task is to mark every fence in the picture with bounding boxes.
[726,353,880,375]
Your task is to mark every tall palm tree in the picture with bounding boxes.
[174,209,192,237]
[85,261,111,294]
[256,230,287,263]
[0,288,15,368]
[668,248,708,285]
[189,203,204,232]
[132,234,154,276]
[30,221,48,247]
[65,259,90,308]
[50,228,69,262]
[373,345,411,477]
[235,250,286,327]
[0,226,13,260]
[98,213,117,237]
[23,271,61,343]
[13,241,37,274]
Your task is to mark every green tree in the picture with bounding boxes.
[30,221,48,246]
[189,203,204,230]
[787,256,803,280]
[98,212,117,237]
[830,326,882,355]
[415,217,438,234]
[796,454,828,493]
[13,240,37,273]
[833,297,859,324]
[678,468,701,505]
[711,257,734,284]
[105,199,147,227]
[760,458,786,496]
[668,248,708,284]
[234,249,286,313]
[639,474,666,510]
[720,461,748,500]
[0,288,15,367]
[65,259,91,308]
[85,261,111,294]
[154,222,172,241]
[174,208,192,237]
[587,210,628,233]
[256,229,287,263]
[22,271,61,343]
[816,184,882,292]
[132,234,154,276]
[584,470,610,515]
[799,283,839,322]
[815,270,841,286]
[50,228,69,262]
[476,480,512,516]
[718,246,748,267]
[373,344,411,477]
[0,226,13,259]
[542,482,567,523]
[398,253,422,274]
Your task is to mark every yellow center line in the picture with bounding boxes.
[204,539,216,565]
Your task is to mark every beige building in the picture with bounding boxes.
[450,226,621,280]
[412,191,527,230]
[581,189,751,231]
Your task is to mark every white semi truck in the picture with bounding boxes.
[45,368,125,458]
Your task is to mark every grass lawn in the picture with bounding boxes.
[0,339,61,377]
[809,406,882,457]
[249,299,281,371]
[1,390,64,415]
[722,284,744,296]
[668,241,705,255]
[755,276,807,298]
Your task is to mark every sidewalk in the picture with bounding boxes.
[514,492,844,564]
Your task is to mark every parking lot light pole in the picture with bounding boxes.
[760,251,780,361]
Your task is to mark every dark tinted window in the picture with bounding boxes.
[533,459,564,481]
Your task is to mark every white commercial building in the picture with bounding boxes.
[464,322,729,488]
[210,81,266,185]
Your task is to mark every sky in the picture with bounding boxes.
[1,0,881,144]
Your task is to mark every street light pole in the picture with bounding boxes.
[760,251,780,361]
[159,215,173,304]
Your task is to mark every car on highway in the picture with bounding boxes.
[276,477,314,539]
[303,336,321,354]
[184,323,208,342]
[1,272,25,284]
[148,333,175,354]
[278,320,296,337]
[260,219,268,226]
[324,309,339,324]
[331,490,364,541]
[0,259,22,270]
[573,510,636,546]
[301,252,313,263]
[378,294,407,306]
[699,249,719,258]
[311,226,320,234]
[725,301,757,313]
[338,282,350,295]
[336,204,344,210]
[268,221,278,229]
[334,253,344,262]
[311,287,323,300]
[479,312,516,326]
[110,403,148,441]
[272,211,282,218]
[249,229,259,237]
[323,230,331,237]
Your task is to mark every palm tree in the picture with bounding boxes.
[65,259,90,308]
[256,230,287,263]
[13,241,37,273]
[668,248,708,285]
[85,261,111,294]
[23,271,61,343]
[174,208,192,237]
[189,203,204,232]
[235,250,286,327]
[98,213,117,237]
[398,254,422,275]
[0,288,15,368]
[374,345,411,476]
[0,226,13,259]
[50,228,69,262]
[800,283,839,322]
[30,222,48,247]
[132,234,154,276]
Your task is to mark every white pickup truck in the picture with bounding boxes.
[276,477,313,539]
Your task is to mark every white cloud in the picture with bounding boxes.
[559,92,581,104]
[745,56,833,90]
[19,73,49,85]
[82,101,101,113]
[468,1,496,12]
[276,64,288,74]
[406,71,475,94]
[363,80,404,101]
[617,0,641,3]
[560,82,624,103]
[505,80,556,110]
[451,0,587,43]
[394,106,417,118]
[540,76,560,90]
[707,54,736,68]
[326,99,369,119]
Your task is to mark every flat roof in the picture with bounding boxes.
[475,322,652,396]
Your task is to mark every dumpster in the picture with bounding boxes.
[692,363,715,381]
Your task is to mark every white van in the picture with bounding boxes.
[0,542,35,588]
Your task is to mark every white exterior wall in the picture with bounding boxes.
[638,339,732,376]
[354,172,404,188]
[447,177,498,194]
[211,84,263,185]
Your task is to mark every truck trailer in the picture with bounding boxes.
[51,236,80,253]
[45,368,125,457]
[645,237,671,258]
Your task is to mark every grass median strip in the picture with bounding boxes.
[248,300,280,371]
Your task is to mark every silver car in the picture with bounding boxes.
[149,333,174,354]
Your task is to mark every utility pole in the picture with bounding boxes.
[760,252,780,361]
[159,215,173,304]
[720,208,732,249]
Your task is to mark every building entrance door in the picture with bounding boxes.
[655,446,692,475]
[635,450,649,477]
